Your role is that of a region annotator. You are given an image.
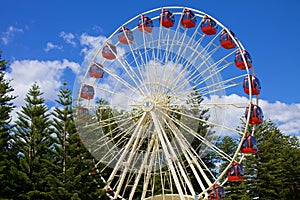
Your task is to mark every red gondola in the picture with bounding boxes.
[228,162,244,181]
[235,50,252,69]
[118,27,134,44]
[243,75,261,95]
[241,134,258,154]
[220,30,236,49]
[88,171,97,176]
[201,15,217,35]
[78,107,89,122]
[208,184,225,200]
[181,9,196,28]
[245,104,264,124]
[106,189,115,198]
[81,84,94,100]
[89,63,104,78]
[138,15,153,33]
[160,9,175,28]
[102,43,117,60]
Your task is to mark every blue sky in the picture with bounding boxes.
[1,0,300,137]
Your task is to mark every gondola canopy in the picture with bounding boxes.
[181,9,196,28]
[160,9,175,28]
[78,107,89,122]
[220,30,236,49]
[245,104,264,124]
[89,63,104,78]
[118,27,134,44]
[241,134,258,154]
[235,50,252,69]
[80,84,94,100]
[138,15,153,33]
[227,162,244,181]
[208,184,225,200]
[201,15,217,35]
[102,43,117,60]
[243,75,261,95]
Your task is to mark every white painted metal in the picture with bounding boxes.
[73,6,260,200]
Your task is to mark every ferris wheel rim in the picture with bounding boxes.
[72,5,261,199]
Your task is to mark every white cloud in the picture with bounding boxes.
[4,30,299,139]
[1,26,24,44]
[202,94,300,137]
[5,59,300,138]
[60,31,76,47]
[44,42,63,52]
[79,33,106,55]
[92,25,104,33]
[6,59,80,108]
[260,100,300,136]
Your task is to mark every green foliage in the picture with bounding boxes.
[225,120,300,200]
[0,52,18,199]
[12,83,53,199]
[50,81,108,199]
[0,51,299,199]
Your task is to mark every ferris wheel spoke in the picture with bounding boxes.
[124,45,151,96]
[161,107,234,160]
[166,29,188,85]
[180,31,219,69]
[140,27,154,94]
[161,115,216,196]
[92,110,142,148]
[189,61,233,87]
[128,132,157,200]
[170,48,236,97]
[83,108,143,136]
[98,63,145,98]
[173,78,242,101]
[164,8,185,61]
[175,101,248,110]
[161,104,243,135]
[162,29,189,91]
[149,35,165,96]
[191,53,236,86]
[163,118,213,189]
[157,30,173,95]
[195,29,223,56]
[150,110,187,199]
[94,87,144,107]
[162,110,234,162]
[159,107,232,171]
[168,21,204,79]
[197,75,244,96]
[104,112,147,188]
[179,38,231,81]
[118,57,149,97]
[125,32,152,88]
[141,135,161,199]
[94,111,146,164]
[93,122,138,166]
[109,117,150,198]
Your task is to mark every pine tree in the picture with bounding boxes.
[224,119,300,199]
[50,81,107,199]
[13,83,53,199]
[257,120,300,199]
[255,120,292,199]
[0,52,18,198]
[283,136,300,199]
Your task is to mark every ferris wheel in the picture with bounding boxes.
[72,6,263,200]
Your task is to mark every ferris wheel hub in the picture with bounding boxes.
[142,97,154,112]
